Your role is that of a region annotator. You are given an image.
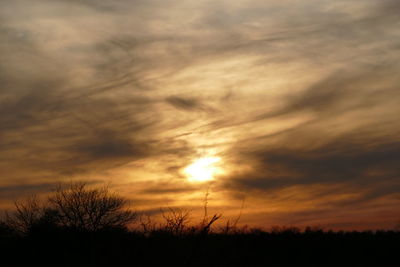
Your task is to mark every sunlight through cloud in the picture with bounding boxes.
[184,157,223,182]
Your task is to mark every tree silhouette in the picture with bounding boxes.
[161,207,191,235]
[48,182,137,231]
[4,195,44,234]
[3,182,137,233]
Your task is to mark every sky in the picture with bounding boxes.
[1,0,400,230]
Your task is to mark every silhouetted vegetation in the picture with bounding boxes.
[3,182,137,234]
[1,182,399,267]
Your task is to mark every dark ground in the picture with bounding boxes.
[1,225,399,267]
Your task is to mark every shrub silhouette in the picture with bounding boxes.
[48,182,137,231]
[161,207,191,235]
[3,182,137,233]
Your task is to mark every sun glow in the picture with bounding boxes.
[184,157,223,182]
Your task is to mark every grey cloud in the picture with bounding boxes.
[226,132,400,206]
[0,179,103,202]
[165,96,215,112]
[0,51,157,179]
[0,1,172,180]
[139,182,197,195]
[74,130,149,159]
[258,65,400,120]
[202,63,400,136]
[0,95,157,176]
[166,96,202,111]
[188,0,400,62]
[0,183,56,200]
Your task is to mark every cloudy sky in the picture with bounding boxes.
[1,0,400,230]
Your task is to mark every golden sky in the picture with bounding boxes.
[1,0,400,230]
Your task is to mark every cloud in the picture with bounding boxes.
[0,183,56,201]
[257,65,400,120]
[1,0,399,228]
[221,124,400,225]
[229,137,400,187]
[165,96,215,113]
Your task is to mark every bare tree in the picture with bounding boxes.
[161,207,191,235]
[139,214,158,235]
[4,196,44,234]
[2,182,137,233]
[48,182,137,231]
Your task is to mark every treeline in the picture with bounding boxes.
[1,182,399,267]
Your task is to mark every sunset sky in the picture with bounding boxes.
[1,0,400,230]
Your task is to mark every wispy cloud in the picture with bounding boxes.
[1,0,399,228]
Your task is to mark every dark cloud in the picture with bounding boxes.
[166,96,214,112]
[217,63,400,218]
[139,182,197,195]
[0,183,56,201]
[257,65,400,120]
[166,96,202,111]
[225,130,400,208]
[0,82,157,174]
[1,71,156,181]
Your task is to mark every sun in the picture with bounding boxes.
[184,157,223,182]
